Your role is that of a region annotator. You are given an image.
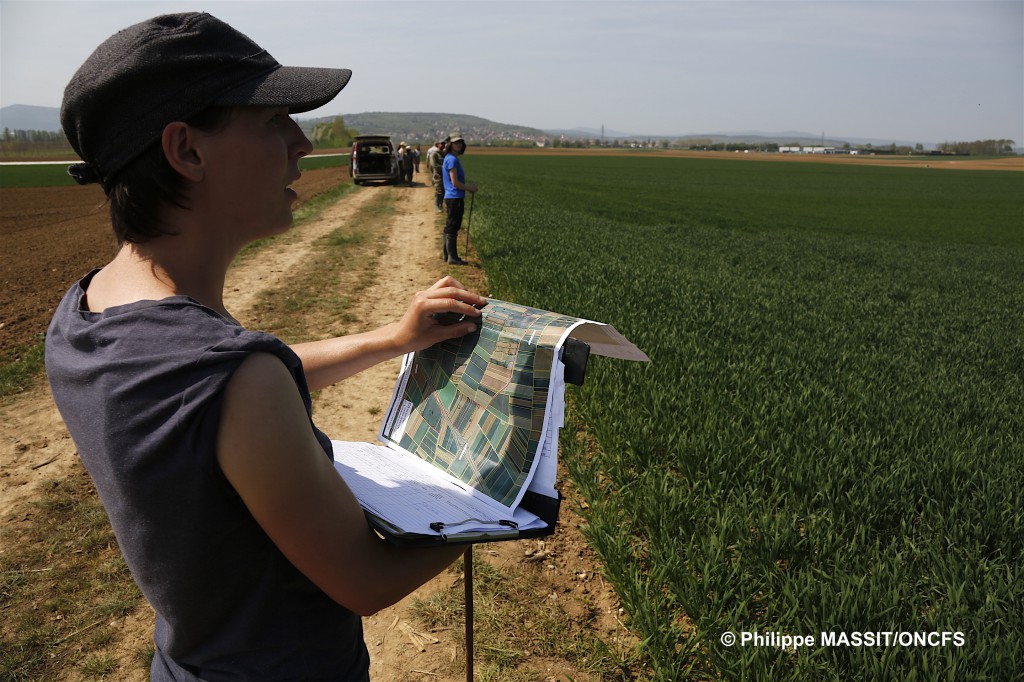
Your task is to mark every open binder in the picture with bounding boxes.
[331,300,648,546]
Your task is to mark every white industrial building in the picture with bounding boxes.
[779,146,858,155]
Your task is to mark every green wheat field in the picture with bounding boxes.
[469,154,1023,681]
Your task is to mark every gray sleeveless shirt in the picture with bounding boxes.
[45,271,369,681]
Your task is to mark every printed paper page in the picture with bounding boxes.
[332,440,544,536]
[378,300,586,509]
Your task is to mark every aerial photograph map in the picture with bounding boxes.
[382,300,582,508]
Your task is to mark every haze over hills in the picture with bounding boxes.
[0,104,961,150]
[0,105,62,132]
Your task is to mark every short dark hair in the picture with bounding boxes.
[104,107,233,244]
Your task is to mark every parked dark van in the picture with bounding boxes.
[349,135,400,185]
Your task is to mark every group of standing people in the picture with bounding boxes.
[426,134,478,265]
[396,142,419,184]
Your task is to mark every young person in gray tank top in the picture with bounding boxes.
[46,13,483,681]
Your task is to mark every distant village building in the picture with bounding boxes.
[779,145,857,155]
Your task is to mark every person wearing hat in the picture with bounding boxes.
[47,13,482,681]
[441,134,478,265]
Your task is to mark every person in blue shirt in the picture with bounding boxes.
[441,134,479,265]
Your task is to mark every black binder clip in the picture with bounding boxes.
[561,337,590,386]
[429,518,518,540]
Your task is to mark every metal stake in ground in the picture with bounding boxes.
[464,546,474,682]
[465,192,475,258]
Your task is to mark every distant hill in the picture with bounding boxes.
[1,104,62,132]
[0,106,549,146]
[299,112,546,145]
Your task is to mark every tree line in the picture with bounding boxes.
[937,139,1016,155]
[551,136,1019,155]
[1,127,75,157]
[307,117,358,149]
[0,117,361,158]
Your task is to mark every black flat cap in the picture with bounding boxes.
[61,12,352,185]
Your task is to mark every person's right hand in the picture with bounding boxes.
[389,276,487,353]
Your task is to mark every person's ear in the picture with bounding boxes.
[162,122,205,182]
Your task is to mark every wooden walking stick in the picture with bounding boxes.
[465,192,475,257]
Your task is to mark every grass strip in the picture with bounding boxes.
[0,468,145,681]
[0,339,46,400]
[234,180,358,264]
[410,560,634,681]
[244,187,394,343]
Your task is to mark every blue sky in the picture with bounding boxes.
[1,0,1021,145]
